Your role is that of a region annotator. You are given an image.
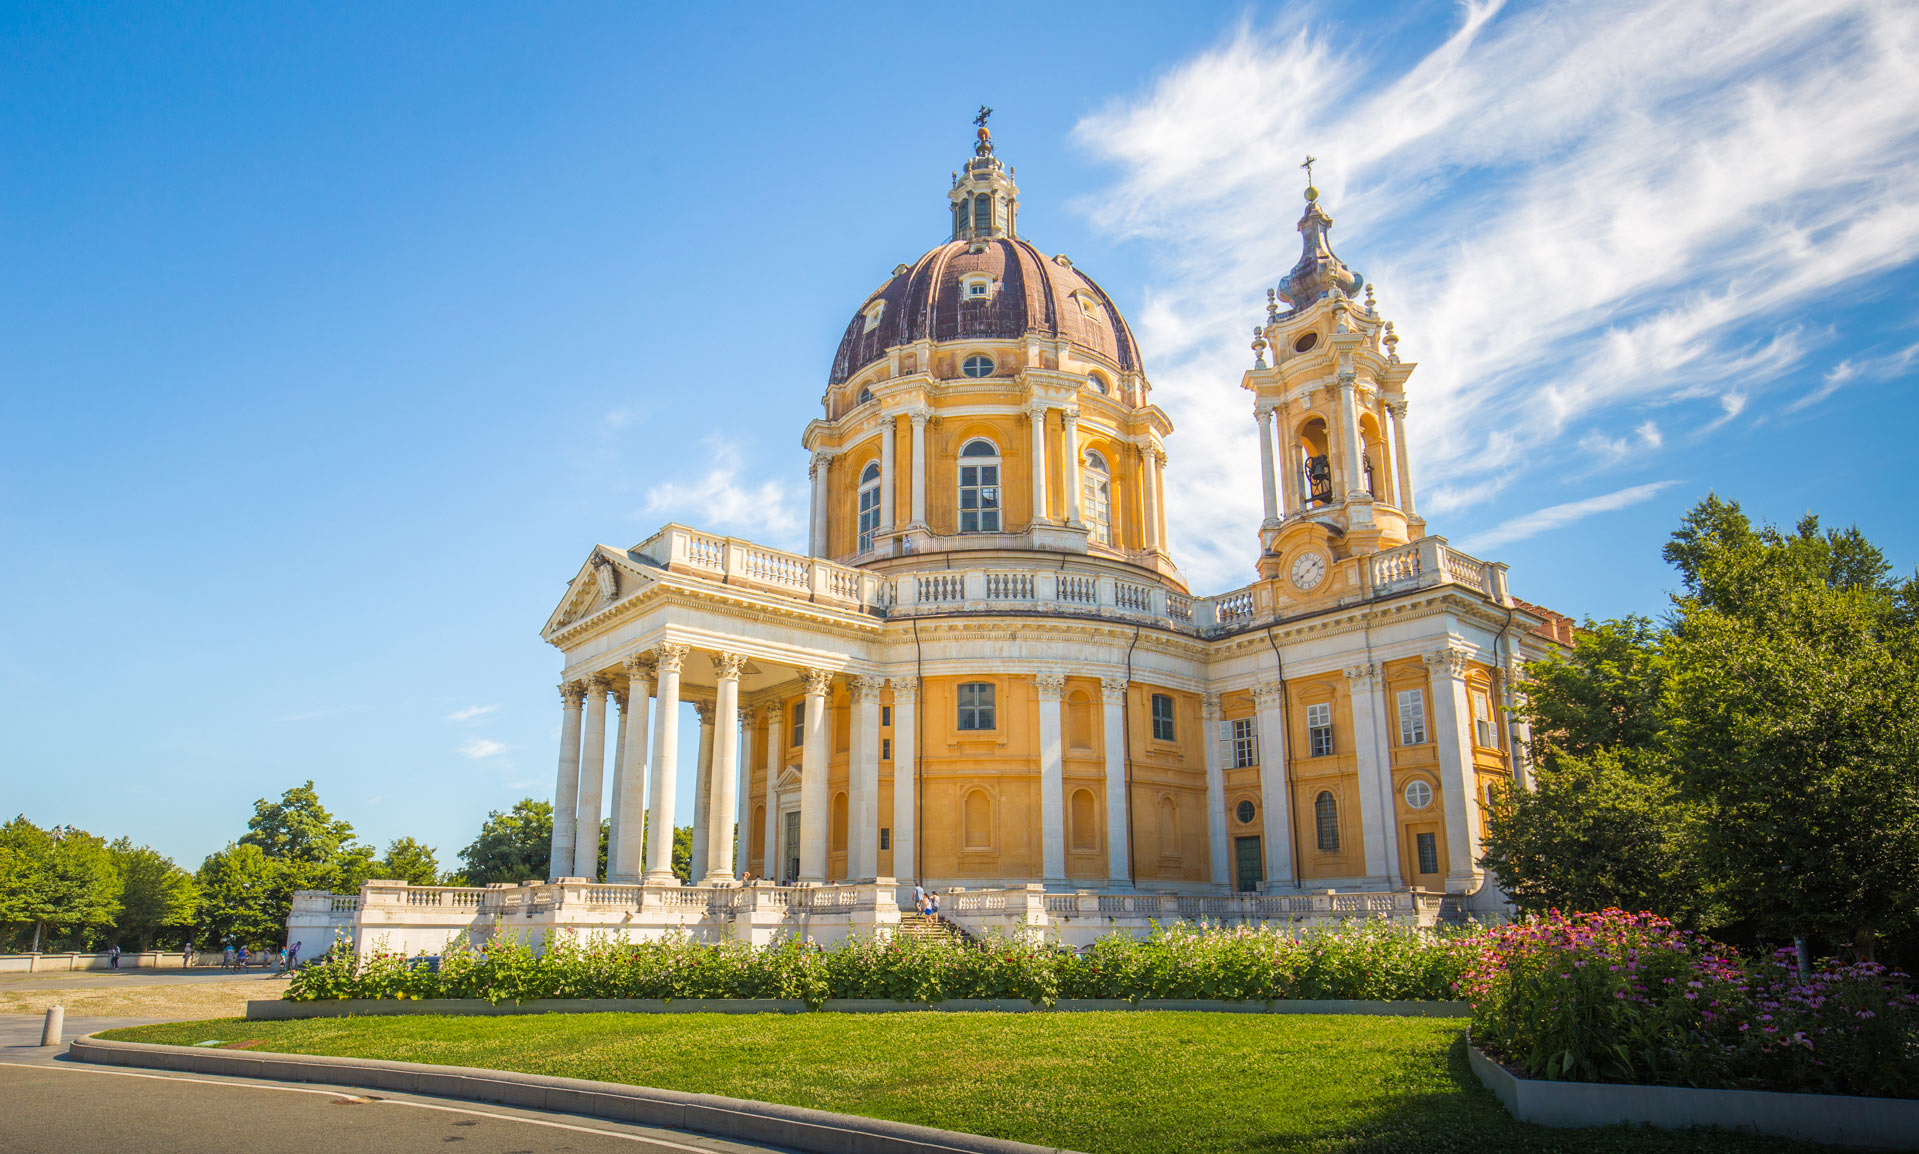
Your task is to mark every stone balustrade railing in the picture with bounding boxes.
[626,524,1502,637]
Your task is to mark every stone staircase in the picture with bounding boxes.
[895,911,973,945]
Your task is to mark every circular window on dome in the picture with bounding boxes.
[1403,780,1433,810]
[857,388,873,405]
[1293,332,1320,354]
[962,355,995,378]
[1235,800,1256,825]
[1087,372,1109,395]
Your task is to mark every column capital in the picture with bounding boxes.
[1423,646,1471,678]
[622,654,655,689]
[652,642,690,675]
[849,674,887,703]
[809,449,837,477]
[1201,692,1222,721]
[1251,681,1284,709]
[1060,407,1080,427]
[907,406,932,428]
[1255,400,1278,421]
[1034,672,1066,701]
[1384,398,1409,419]
[1023,399,1051,421]
[1099,676,1127,705]
[1342,662,1377,686]
[694,699,716,724]
[889,676,919,704]
[801,666,835,696]
[585,673,613,695]
[559,680,587,706]
[710,651,748,681]
[613,687,630,712]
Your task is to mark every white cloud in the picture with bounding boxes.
[1460,481,1681,553]
[458,738,507,760]
[1073,0,1919,589]
[642,436,804,547]
[445,704,500,722]
[1786,341,1919,412]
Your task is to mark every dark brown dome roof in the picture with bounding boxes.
[828,237,1143,386]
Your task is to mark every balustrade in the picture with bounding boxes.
[985,571,1034,600]
[1057,574,1098,604]
[917,573,964,602]
[1114,581,1153,612]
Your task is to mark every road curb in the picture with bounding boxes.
[247,996,1470,1020]
[70,1033,1077,1154]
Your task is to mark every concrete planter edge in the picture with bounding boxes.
[247,996,1469,1020]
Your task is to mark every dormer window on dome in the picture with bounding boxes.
[961,354,995,378]
[862,300,885,332]
[1072,291,1104,323]
[959,272,998,302]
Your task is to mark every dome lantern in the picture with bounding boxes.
[950,106,1018,241]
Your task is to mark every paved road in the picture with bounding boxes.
[0,1017,791,1154]
[0,967,288,991]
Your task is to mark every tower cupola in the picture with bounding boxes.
[1275,163,1363,312]
[950,106,1019,240]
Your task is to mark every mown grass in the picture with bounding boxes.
[103,1013,1837,1153]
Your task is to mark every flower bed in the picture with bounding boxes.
[287,920,1468,1009]
[1459,910,1919,1099]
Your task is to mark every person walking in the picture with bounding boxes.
[108,944,121,970]
[912,883,926,914]
[288,941,300,970]
[222,942,235,970]
[237,945,248,971]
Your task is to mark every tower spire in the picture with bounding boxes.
[950,106,1018,241]
[1274,160,1362,311]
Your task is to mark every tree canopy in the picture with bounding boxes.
[0,818,122,952]
[458,798,553,885]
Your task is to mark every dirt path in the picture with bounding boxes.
[0,973,287,1021]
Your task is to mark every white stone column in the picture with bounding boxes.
[642,643,688,884]
[1337,375,1366,499]
[611,656,652,882]
[1140,444,1163,553]
[1505,656,1535,791]
[549,681,586,881]
[1425,647,1482,890]
[808,451,833,558]
[1387,400,1414,514]
[908,408,929,527]
[689,700,715,882]
[1026,401,1050,524]
[607,685,628,871]
[702,653,744,884]
[1062,409,1083,527]
[798,667,833,884]
[1252,682,1294,888]
[1201,693,1230,890]
[848,675,883,880]
[735,706,755,878]
[1256,406,1280,527]
[890,678,918,883]
[1346,664,1396,883]
[1036,673,1067,885]
[1278,413,1299,517]
[1099,677,1131,885]
[878,417,896,550]
[762,704,783,878]
[573,676,611,880]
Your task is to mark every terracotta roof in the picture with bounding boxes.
[1513,597,1577,647]
[828,237,1142,386]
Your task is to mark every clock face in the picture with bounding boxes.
[1290,550,1327,591]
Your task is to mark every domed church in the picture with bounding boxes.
[291,117,1571,954]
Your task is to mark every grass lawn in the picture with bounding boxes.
[103,1012,1837,1154]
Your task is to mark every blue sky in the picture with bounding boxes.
[4,2,1915,872]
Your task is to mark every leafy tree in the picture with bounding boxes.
[1522,615,1670,770]
[240,780,357,865]
[458,799,552,885]
[671,823,692,882]
[109,839,199,951]
[0,818,121,952]
[378,837,440,886]
[195,842,282,948]
[1661,498,1919,956]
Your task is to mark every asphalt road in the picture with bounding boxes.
[0,1017,790,1154]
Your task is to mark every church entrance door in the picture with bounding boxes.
[783,810,801,883]
[1234,836,1262,892]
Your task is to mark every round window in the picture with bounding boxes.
[962,354,995,378]
[857,388,873,405]
[1235,800,1256,825]
[1292,332,1319,353]
[1403,780,1433,810]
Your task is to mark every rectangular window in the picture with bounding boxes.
[879,828,891,851]
[881,738,892,760]
[1307,702,1334,758]
[957,682,996,731]
[881,705,892,727]
[1151,693,1176,742]
[1230,717,1258,769]
[1397,689,1427,746]
[959,463,1001,533]
[1472,690,1495,747]
[791,702,804,745]
[1416,832,1439,876]
[857,485,880,553]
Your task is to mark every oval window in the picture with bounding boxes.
[1293,332,1319,353]
[857,388,873,405]
[1403,780,1433,810]
[1235,800,1256,825]
[962,354,995,378]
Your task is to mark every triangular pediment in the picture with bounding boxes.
[541,545,657,638]
[776,765,803,790]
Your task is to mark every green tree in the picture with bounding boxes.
[671,823,692,883]
[1661,498,1919,955]
[1522,615,1670,770]
[109,839,199,951]
[378,837,440,886]
[240,780,357,866]
[457,799,552,885]
[0,819,121,952]
[195,842,282,948]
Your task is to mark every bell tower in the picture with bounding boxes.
[1242,162,1423,598]
[950,106,1019,240]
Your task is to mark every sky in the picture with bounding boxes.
[4,1,1916,873]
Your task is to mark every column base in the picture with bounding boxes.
[640,870,679,886]
[699,870,736,885]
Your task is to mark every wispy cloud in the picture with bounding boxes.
[643,436,804,546]
[1787,341,1919,412]
[1461,481,1681,552]
[1073,0,1919,589]
[458,738,507,760]
[445,704,500,722]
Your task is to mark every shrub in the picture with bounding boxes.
[1460,909,1919,1098]
[286,918,1466,1009]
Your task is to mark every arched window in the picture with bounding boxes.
[857,460,882,553]
[957,439,1000,533]
[1314,791,1340,852]
[964,789,992,849]
[857,387,873,406]
[961,354,995,377]
[1081,449,1112,545]
[751,804,766,861]
[831,791,849,853]
[1156,796,1179,858]
[1087,372,1109,395]
[973,193,992,234]
[1070,788,1097,852]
